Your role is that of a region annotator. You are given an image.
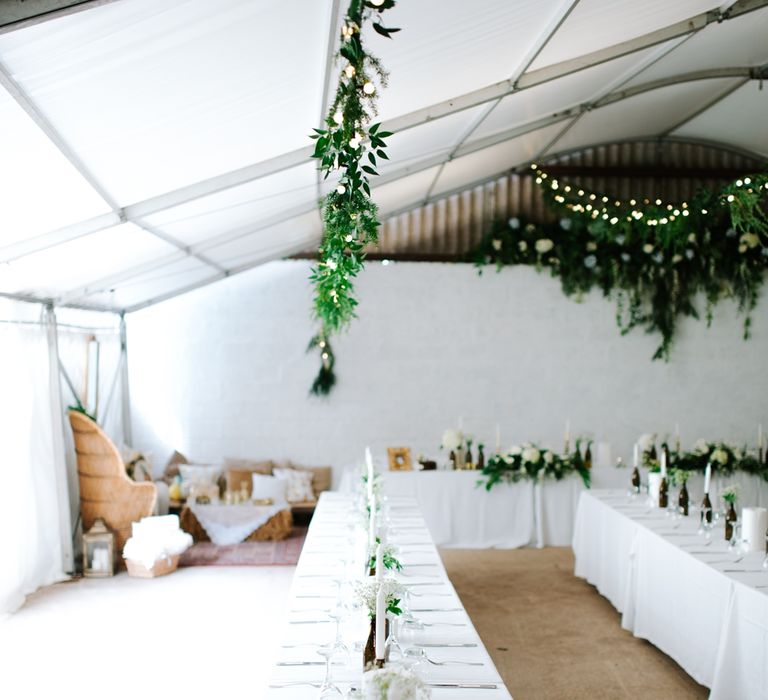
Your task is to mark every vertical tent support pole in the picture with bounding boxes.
[44,303,75,574]
[119,311,132,447]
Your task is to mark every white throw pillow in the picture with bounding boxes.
[273,467,316,503]
[251,473,288,507]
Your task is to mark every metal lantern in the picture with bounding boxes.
[82,518,115,577]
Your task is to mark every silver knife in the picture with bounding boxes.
[723,569,765,572]
[421,643,478,648]
[411,607,463,612]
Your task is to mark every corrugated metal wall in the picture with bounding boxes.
[371,140,763,258]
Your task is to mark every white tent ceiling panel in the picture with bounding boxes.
[622,8,768,88]
[0,0,329,205]
[203,211,321,268]
[378,106,489,174]
[0,223,175,298]
[0,85,109,249]
[470,45,675,145]
[141,163,318,247]
[372,166,443,217]
[431,122,567,199]
[80,258,213,310]
[529,0,718,70]
[674,82,768,157]
[369,0,566,122]
[546,77,743,156]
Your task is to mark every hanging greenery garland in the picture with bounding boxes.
[307,0,398,395]
[474,165,768,359]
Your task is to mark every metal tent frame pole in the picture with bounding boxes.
[119,312,132,447]
[44,304,75,574]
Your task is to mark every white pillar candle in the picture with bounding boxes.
[375,586,386,660]
[759,424,764,450]
[633,443,639,468]
[660,450,667,477]
[375,542,383,581]
[365,447,374,499]
[648,472,663,507]
[703,463,712,495]
[741,507,768,552]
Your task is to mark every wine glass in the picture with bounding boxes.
[384,612,405,665]
[726,520,742,558]
[316,645,343,699]
[326,605,350,665]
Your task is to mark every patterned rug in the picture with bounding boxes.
[179,527,307,567]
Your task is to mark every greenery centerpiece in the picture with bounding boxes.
[480,441,590,490]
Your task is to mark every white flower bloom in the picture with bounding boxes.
[363,666,430,700]
[685,248,695,260]
[653,252,664,263]
[615,234,626,245]
[508,445,522,457]
[584,255,597,269]
[543,451,554,464]
[693,439,709,455]
[518,240,528,252]
[508,217,520,229]
[559,218,572,231]
[525,223,536,234]
[535,238,554,254]
[621,252,631,262]
[441,429,463,452]
[672,254,682,264]
[522,447,541,464]
[586,241,597,252]
[491,239,502,251]
[643,243,654,254]
[738,244,748,253]
[353,577,404,617]
[711,448,729,464]
[725,227,737,238]
[688,233,697,243]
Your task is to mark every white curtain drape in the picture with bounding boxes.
[0,301,70,617]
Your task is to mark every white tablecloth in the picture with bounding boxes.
[265,492,513,699]
[573,490,768,699]
[339,469,585,548]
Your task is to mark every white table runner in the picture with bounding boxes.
[573,489,768,699]
[265,492,513,699]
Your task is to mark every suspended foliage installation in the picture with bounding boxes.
[474,166,768,359]
[306,0,398,396]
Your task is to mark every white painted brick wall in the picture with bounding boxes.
[126,260,768,488]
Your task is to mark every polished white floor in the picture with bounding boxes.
[0,565,295,700]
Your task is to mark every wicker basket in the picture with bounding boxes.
[125,554,180,578]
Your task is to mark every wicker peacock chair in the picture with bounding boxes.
[68,410,157,560]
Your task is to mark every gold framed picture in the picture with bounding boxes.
[387,447,412,471]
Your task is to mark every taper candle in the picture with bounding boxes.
[495,423,501,453]
[375,542,383,581]
[375,586,386,660]
[369,494,376,549]
[633,443,639,468]
[703,463,712,495]
[759,424,764,450]
[660,449,667,477]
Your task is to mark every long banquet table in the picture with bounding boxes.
[340,470,584,548]
[265,491,513,699]
[573,490,768,699]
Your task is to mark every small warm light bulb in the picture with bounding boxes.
[333,110,343,125]
[345,65,356,78]
[531,163,538,170]
[336,184,346,194]
[578,190,585,197]
[363,81,375,95]
[736,179,743,187]
[727,194,735,202]
[371,0,385,6]
[744,177,751,184]
[655,199,662,206]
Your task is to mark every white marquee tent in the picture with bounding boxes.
[1,0,767,314]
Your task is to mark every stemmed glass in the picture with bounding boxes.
[726,520,742,558]
[698,505,713,538]
[326,604,350,665]
[384,612,405,665]
[316,645,343,699]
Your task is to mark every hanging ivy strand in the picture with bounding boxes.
[307,0,398,395]
[306,333,336,397]
[473,167,768,360]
